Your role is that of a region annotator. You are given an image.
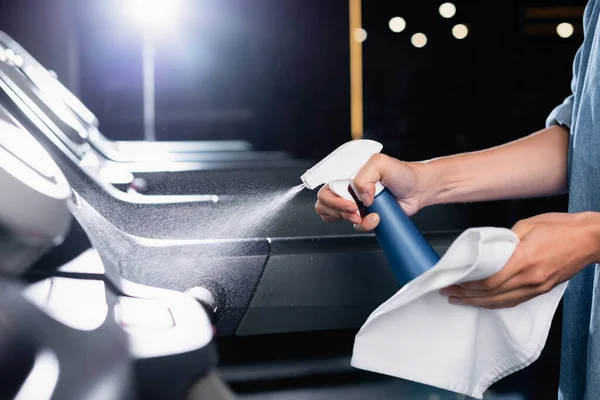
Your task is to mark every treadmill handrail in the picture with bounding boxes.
[0,31,100,127]
[0,88,228,205]
[0,62,88,156]
[88,127,290,163]
[111,139,252,153]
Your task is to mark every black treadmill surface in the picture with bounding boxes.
[75,177,467,240]
[63,194,461,336]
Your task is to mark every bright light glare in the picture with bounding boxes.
[389,17,406,33]
[14,351,59,400]
[14,55,24,67]
[411,33,428,48]
[5,48,15,61]
[0,50,6,62]
[557,22,574,38]
[452,24,469,39]
[439,3,456,19]
[123,0,184,33]
[354,28,367,43]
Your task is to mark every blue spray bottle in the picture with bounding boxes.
[301,140,440,286]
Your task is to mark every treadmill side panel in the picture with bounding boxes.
[237,232,460,336]
[237,250,396,335]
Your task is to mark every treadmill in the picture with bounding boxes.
[0,112,234,400]
[0,30,253,156]
[0,105,496,400]
[0,33,472,338]
[0,93,467,337]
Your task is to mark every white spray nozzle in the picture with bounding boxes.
[301,140,383,190]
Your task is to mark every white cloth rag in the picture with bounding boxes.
[351,227,567,399]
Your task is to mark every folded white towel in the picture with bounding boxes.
[351,227,566,399]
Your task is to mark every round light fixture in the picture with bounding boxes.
[411,33,428,48]
[389,17,406,33]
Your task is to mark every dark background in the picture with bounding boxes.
[0,1,588,397]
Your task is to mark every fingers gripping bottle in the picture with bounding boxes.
[301,140,440,286]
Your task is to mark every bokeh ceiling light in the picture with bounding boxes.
[122,0,185,34]
[354,28,368,43]
[557,22,574,38]
[389,17,406,33]
[439,3,457,19]
[411,33,428,48]
[452,24,469,39]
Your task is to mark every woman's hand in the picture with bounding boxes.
[315,154,435,232]
[440,212,600,309]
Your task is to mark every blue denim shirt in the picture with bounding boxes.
[546,1,600,399]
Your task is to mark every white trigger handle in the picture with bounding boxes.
[329,179,386,204]
[329,179,355,203]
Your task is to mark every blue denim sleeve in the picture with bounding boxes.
[546,94,575,129]
[545,45,582,130]
[545,0,593,130]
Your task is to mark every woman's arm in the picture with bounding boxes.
[418,124,570,207]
